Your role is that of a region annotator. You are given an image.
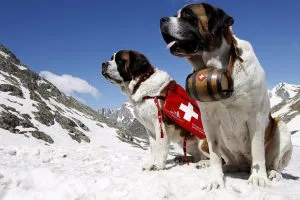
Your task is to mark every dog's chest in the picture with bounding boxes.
[201,101,252,159]
[131,101,157,131]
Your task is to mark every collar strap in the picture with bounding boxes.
[226,43,244,77]
[132,67,155,95]
[143,95,166,100]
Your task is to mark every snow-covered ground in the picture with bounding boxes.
[0,127,299,200]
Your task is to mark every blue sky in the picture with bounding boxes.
[1,0,299,109]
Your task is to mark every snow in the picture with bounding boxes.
[288,115,300,132]
[14,64,27,71]
[0,51,9,59]
[0,125,300,200]
[36,79,48,86]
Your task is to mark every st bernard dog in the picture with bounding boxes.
[101,50,209,170]
[160,2,292,189]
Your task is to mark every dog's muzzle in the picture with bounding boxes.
[101,62,109,76]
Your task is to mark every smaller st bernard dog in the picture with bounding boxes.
[160,2,293,189]
[101,50,209,170]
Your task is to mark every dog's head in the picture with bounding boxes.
[101,50,152,85]
[160,2,233,57]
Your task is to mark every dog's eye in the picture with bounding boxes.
[117,59,125,66]
[181,10,197,25]
[110,56,113,60]
[181,10,193,19]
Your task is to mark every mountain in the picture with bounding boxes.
[99,102,135,124]
[269,82,300,134]
[0,44,121,145]
[99,102,148,141]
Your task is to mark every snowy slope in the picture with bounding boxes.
[0,128,300,200]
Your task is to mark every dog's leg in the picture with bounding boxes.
[142,127,170,171]
[201,120,224,190]
[247,112,270,187]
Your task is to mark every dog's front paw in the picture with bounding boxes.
[202,173,224,190]
[268,170,282,182]
[142,162,155,171]
[248,173,270,187]
[142,162,164,171]
[196,160,210,169]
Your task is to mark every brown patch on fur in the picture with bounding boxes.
[264,115,281,157]
[265,114,280,146]
[184,4,227,52]
[201,138,209,154]
[223,28,243,62]
[188,5,209,35]
[117,51,132,78]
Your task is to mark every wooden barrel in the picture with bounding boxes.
[185,68,233,102]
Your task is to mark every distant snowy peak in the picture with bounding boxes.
[269,82,300,133]
[101,101,135,124]
[269,82,300,107]
[99,102,148,141]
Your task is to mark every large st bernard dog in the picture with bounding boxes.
[101,50,209,170]
[160,2,292,189]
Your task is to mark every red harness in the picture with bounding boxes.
[143,83,206,164]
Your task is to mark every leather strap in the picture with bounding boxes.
[132,68,155,95]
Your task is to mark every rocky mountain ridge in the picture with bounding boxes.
[0,44,116,144]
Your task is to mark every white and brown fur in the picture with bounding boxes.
[160,2,292,189]
[102,50,209,170]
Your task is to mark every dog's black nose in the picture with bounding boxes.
[102,62,108,70]
[102,62,109,75]
[160,17,169,23]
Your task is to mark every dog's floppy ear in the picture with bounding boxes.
[129,51,151,74]
[208,6,234,36]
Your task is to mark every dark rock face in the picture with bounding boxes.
[0,44,21,64]
[0,105,35,134]
[0,111,21,133]
[73,118,90,131]
[0,84,23,98]
[54,112,90,143]
[33,103,55,126]
[30,131,54,144]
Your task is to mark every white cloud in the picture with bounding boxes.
[40,71,99,98]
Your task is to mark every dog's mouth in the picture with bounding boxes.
[162,32,201,56]
[102,71,123,85]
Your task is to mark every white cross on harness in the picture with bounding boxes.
[179,102,198,122]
